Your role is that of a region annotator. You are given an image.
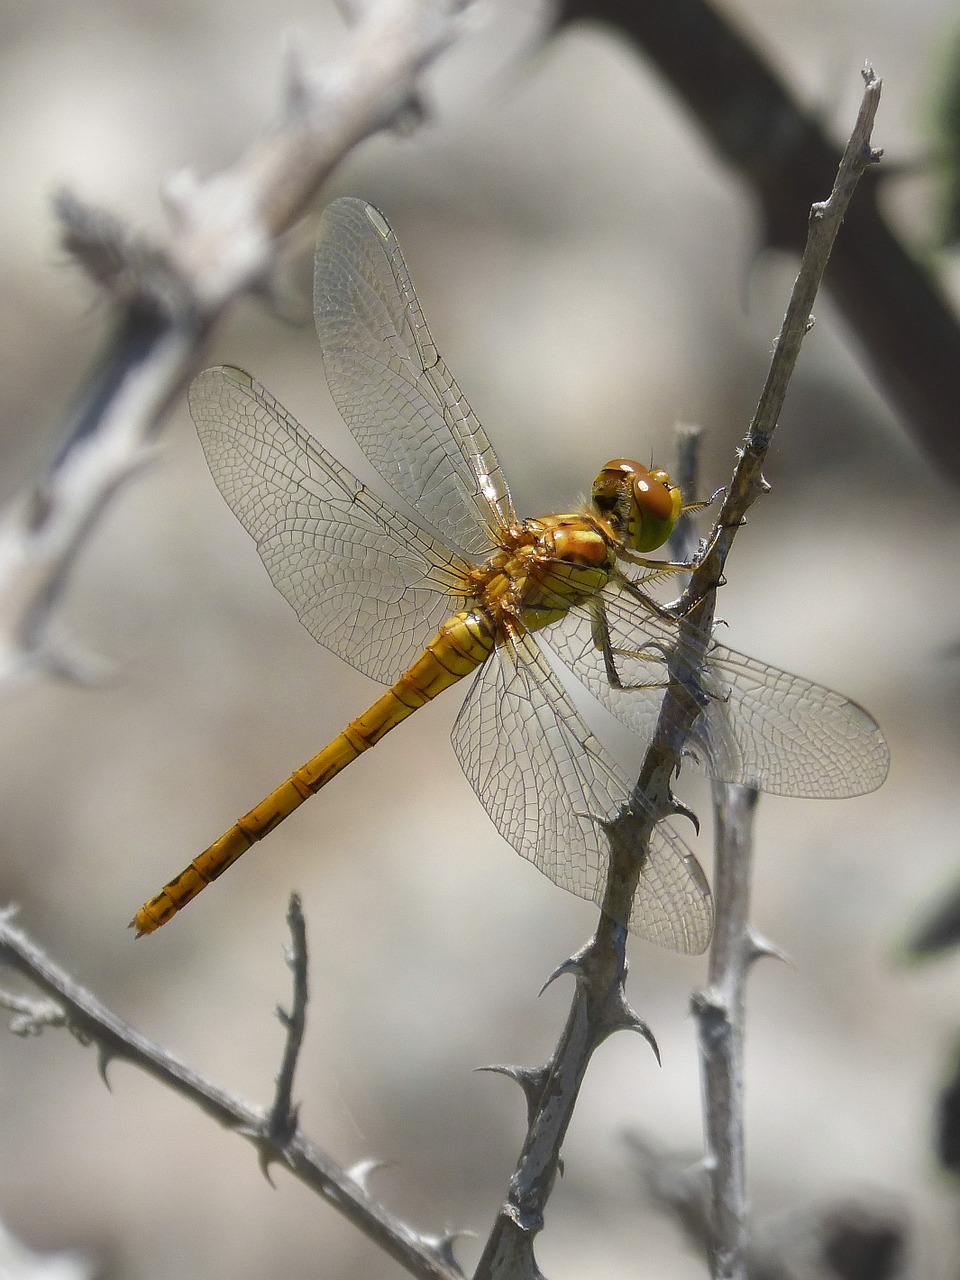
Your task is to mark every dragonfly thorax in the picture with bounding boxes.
[465,516,613,637]
[591,458,682,554]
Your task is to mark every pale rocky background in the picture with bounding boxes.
[0,2,958,1278]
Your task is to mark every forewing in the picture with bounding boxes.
[547,581,889,799]
[450,630,713,953]
[190,366,469,684]
[314,197,515,558]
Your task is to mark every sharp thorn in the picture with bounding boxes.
[600,991,661,1063]
[539,952,587,996]
[347,1157,394,1193]
[746,928,790,967]
[476,1063,551,1124]
[97,1044,114,1090]
[257,1147,279,1187]
[422,1228,476,1276]
[670,795,700,837]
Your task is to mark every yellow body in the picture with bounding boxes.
[133,515,620,934]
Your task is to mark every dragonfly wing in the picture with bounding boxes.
[691,641,890,798]
[548,583,889,799]
[314,197,516,558]
[190,365,470,684]
[451,630,713,953]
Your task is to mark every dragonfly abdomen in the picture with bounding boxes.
[132,609,497,934]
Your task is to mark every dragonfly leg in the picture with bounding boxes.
[618,549,695,576]
[614,565,721,623]
[591,601,669,692]
[612,568,685,624]
[680,484,725,517]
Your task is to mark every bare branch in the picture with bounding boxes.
[685,68,882,607]
[0,908,463,1280]
[266,891,309,1153]
[0,0,475,693]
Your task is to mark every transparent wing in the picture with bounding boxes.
[546,581,889,799]
[189,366,472,684]
[314,197,516,558]
[450,630,713,954]
[690,640,890,797]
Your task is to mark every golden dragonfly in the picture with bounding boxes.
[132,198,888,950]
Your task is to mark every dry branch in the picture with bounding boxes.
[0,907,464,1280]
[0,0,473,691]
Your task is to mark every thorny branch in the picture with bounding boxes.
[0,907,464,1280]
[472,69,882,1280]
[679,69,882,1280]
[0,0,473,693]
[266,892,309,1151]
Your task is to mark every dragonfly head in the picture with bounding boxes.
[591,459,682,553]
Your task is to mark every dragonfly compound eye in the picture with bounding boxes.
[629,466,682,553]
[592,459,681,552]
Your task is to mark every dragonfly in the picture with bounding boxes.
[131,197,889,950]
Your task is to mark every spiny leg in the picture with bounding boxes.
[590,601,670,693]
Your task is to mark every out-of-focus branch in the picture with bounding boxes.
[555,0,960,482]
[625,1135,909,1280]
[0,907,464,1280]
[0,0,473,692]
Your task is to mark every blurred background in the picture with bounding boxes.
[0,1,958,1277]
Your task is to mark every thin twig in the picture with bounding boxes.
[0,908,463,1280]
[688,68,882,1280]
[266,891,309,1150]
[684,68,883,608]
